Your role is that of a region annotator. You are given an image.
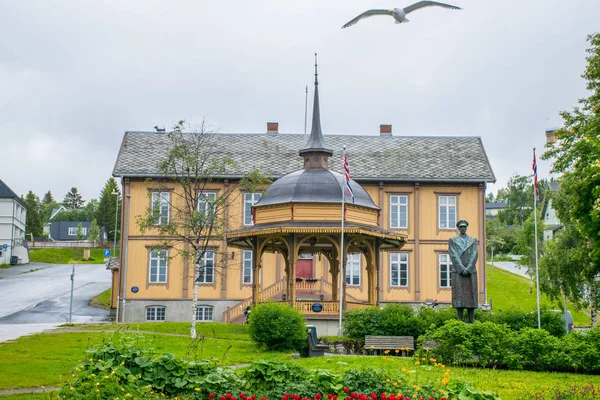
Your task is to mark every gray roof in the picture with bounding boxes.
[113,132,496,183]
[0,179,26,207]
[486,202,507,209]
[255,169,377,209]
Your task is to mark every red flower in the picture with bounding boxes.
[381,395,386,400]
[316,394,322,400]
[209,395,215,399]
[333,396,337,400]
[346,396,351,400]
[351,392,358,399]
[251,396,256,400]
[262,397,267,400]
[370,394,376,400]
[398,396,404,400]
[221,396,226,400]
[328,395,333,400]
[226,394,232,399]
[344,388,350,394]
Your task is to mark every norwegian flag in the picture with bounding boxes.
[532,148,539,201]
[343,152,355,203]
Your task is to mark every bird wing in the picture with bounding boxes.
[403,1,461,15]
[341,9,393,29]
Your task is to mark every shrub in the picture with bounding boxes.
[342,368,388,395]
[241,359,317,398]
[476,308,566,337]
[248,302,307,351]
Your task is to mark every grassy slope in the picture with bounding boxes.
[486,264,590,325]
[28,248,119,264]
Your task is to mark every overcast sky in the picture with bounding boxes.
[1,0,598,203]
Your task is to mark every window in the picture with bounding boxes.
[149,249,168,283]
[68,227,87,236]
[195,306,213,321]
[390,195,408,229]
[439,254,452,288]
[152,192,170,225]
[390,253,409,287]
[198,192,217,216]
[345,253,361,286]
[244,193,261,225]
[146,306,166,321]
[439,196,456,229]
[197,250,215,283]
[243,250,252,284]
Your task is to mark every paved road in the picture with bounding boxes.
[489,261,531,278]
[0,262,111,342]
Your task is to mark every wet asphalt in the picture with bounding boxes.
[0,262,111,342]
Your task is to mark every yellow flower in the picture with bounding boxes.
[444,371,450,377]
[393,383,397,387]
[442,378,449,386]
[195,388,200,391]
[430,358,436,362]
[70,387,74,391]
[120,362,125,366]
[421,357,426,361]
[395,349,399,353]
[370,345,375,349]
[401,368,407,373]
[89,359,93,362]
[414,361,420,366]
[96,382,100,386]
[397,379,402,383]
[384,350,390,354]
[441,364,445,368]
[386,379,390,383]
[96,389,100,393]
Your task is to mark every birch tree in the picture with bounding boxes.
[136,120,269,338]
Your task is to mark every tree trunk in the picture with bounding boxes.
[190,263,199,339]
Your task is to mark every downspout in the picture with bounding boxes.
[10,201,15,261]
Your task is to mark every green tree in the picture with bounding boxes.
[82,198,98,221]
[22,191,44,237]
[75,223,86,241]
[495,174,549,226]
[136,120,270,338]
[542,33,600,326]
[88,219,100,245]
[41,190,60,223]
[95,178,121,243]
[53,209,91,222]
[515,211,545,280]
[62,187,85,209]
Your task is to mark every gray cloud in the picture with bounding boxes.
[1,0,597,201]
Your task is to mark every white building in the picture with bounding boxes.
[542,182,563,241]
[0,179,29,265]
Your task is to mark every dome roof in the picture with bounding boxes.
[255,168,378,209]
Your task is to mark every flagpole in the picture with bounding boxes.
[338,145,346,336]
[533,147,541,329]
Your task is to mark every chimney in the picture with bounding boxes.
[267,122,279,134]
[380,124,392,136]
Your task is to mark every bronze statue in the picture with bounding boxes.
[448,220,478,323]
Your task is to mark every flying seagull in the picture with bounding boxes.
[341,1,461,29]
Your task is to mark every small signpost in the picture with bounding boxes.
[2,244,7,249]
[311,303,323,313]
[104,249,111,257]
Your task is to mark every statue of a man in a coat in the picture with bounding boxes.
[448,219,478,323]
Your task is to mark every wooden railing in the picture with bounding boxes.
[346,302,372,310]
[222,277,286,323]
[294,301,339,315]
[321,279,363,303]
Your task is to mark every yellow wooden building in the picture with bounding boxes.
[110,76,495,333]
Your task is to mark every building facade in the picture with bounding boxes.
[111,82,495,329]
[0,179,29,265]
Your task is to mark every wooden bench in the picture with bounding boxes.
[364,335,414,356]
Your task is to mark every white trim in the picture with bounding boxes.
[244,193,261,226]
[145,305,166,321]
[242,250,252,284]
[198,250,215,283]
[390,252,409,287]
[438,253,452,288]
[195,305,214,321]
[149,249,168,283]
[389,195,408,229]
[151,192,170,225]
[345,253,361,286]
[439,195,456,229]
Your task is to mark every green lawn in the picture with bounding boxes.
[28,248,119,264]
[89,289,111,310]
[0,323,598,400]
[487,264,590,325]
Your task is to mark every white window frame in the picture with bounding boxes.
[439,253,452,288]
[390,253,409,287]
[152,192,170,225]
[198,192,217,216]
[197,250,215,284]
[345,253,361,286]
[244,193,261,226]
[242,250,252,284]
[68,227,87,236]
[149,249,168,283]
[439,195,457,229]
[390,195,408,229]
[195,305,214,321]
[146,306,166,321]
